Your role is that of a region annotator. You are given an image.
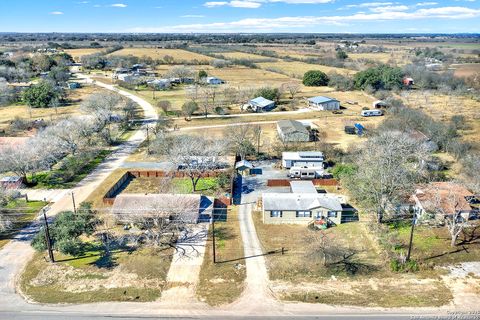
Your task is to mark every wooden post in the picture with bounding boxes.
[406,214,416,261]
[71,192,77,214]
[212,217,216,263]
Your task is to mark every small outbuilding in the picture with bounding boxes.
[247,97,276,112]
[277,120,310,143]
[205,77,225,85]
[235,160,253,173]
[307,96,340,111]
[0,176,23,189]
[372,100,388,108]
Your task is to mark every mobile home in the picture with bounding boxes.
[361,109,383,117]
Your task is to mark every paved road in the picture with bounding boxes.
[0,73,157,310]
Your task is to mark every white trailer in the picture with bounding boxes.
[361,109,383,117]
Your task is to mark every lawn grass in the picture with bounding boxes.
[20,246,173,304]
[0,200,47,249]
[173,177,220,195]
[196,206,246,305]
[32,149,113,189]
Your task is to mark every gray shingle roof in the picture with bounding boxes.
[277,120,309,135]
[262,193,343,212]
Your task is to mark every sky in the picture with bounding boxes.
[0,0,479,33]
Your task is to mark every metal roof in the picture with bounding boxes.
[277,120,309,135]
[262,193,343,212]
[282,151,324,161]
[249,96,275,108]
[308,96,339,104]
[289,181,317,194]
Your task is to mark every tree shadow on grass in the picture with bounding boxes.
[326,250,379,276]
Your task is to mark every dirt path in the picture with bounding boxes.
[160,224,209,306]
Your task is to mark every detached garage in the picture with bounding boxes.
[307,96,340,111]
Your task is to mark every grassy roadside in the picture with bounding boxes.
[196,206,246,306]
[20,246,173,304]
[0,200,47,249]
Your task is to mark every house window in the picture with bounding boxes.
[296,211,312,218]
[270,211,282,218]
[327,211,338,218]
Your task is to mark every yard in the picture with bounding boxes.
[0,199,47,249]
[252,211,458,307]
[20,246,173,303]
[196,206,246,305]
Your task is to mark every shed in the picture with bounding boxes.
[235,160,253,172]
[0,176,23,189]
[307,96,340,111]
[373,100,388,108]
[248,97,276,112]
[277,120,310,143]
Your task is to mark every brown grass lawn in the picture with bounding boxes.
[64,48,107,61]
[20,246,173,303]
[252,211,456,307]
[109,48,213,63]
[0,84,104,131]
[197,206,246,305]
[84,168,129,209]
[220,51,275,61]
[258,61,356,78]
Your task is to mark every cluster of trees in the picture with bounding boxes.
[402,65,467,92]
[0,92,136,185]
[353,65,404,91]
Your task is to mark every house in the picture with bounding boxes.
[403,77,414,86]
[147,79,171,90]
[205,77,225,85]
[117,74,140,84]
[112,193,214,224]
[247,97,276,112]
[410,182,476,222]
[307,96,340,111]
[262,181,345,225]
[277,120,310,143]
[0,176,23,189]
[282,151,324,169]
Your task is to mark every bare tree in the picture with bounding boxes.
[42,118,93,156]
[224,125,256,159]
[345,131,429,223]
[305,230,335,266]
[157,100,171,115]
[167,65,194,81]
[160,135,226,191]
[281,81,301,99]
[199,86,217,118]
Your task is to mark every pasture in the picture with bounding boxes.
[64,48,106,61]
[257,60,355,78]
[109,48,212,63]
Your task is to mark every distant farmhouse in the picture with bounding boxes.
[246,97,276,112]
[277,120,310,143]
[204,76,225,85]
[307,96,340,111]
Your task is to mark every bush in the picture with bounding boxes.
[328,73,354,91]
[354,65,404,91]
[254,87,281,102]
[22,81,61,108]
[390,259,419,272]
[303,70,329,86]
[331,163,356,178]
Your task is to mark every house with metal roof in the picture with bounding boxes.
[307,96,340,110]
[248,96,276,112]
[262,181,345,225]
[112,193,214,224]
[277,120,310,143]
[281,151,324,169]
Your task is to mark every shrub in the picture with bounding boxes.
[303,70,329,86]
[22,81,61,108]
[254,87,281,102]
[390,259,419,272]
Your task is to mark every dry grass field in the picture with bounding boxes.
[258,61,355,78]
[452,63,480,78]
[219,51,274,61]
[64,48,106,61]
[0,85,103,131]
[109,48,212,62]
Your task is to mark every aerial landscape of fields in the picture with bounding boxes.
[0,0,479,319]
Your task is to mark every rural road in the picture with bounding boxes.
[0,73,157,310]
[0,79,478,319]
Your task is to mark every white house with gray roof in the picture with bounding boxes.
[247,96,276,112]
[282,151,324,169]
[307,96,340,110]
[262,181,345,225]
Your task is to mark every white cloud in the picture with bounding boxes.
[204,0,333,8]
[49,11,64,15]
[346,2,394,8]
[181,14,206,18]
[110,3,127,7]
[369,5,409,12]
[415,2,438,6]
[130,6,480,32]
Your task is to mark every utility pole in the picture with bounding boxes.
[71,192,76,214]
[212,217,216,263]
[42,208,55,263]
[406,214,416,262]
[146,125,150,154]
